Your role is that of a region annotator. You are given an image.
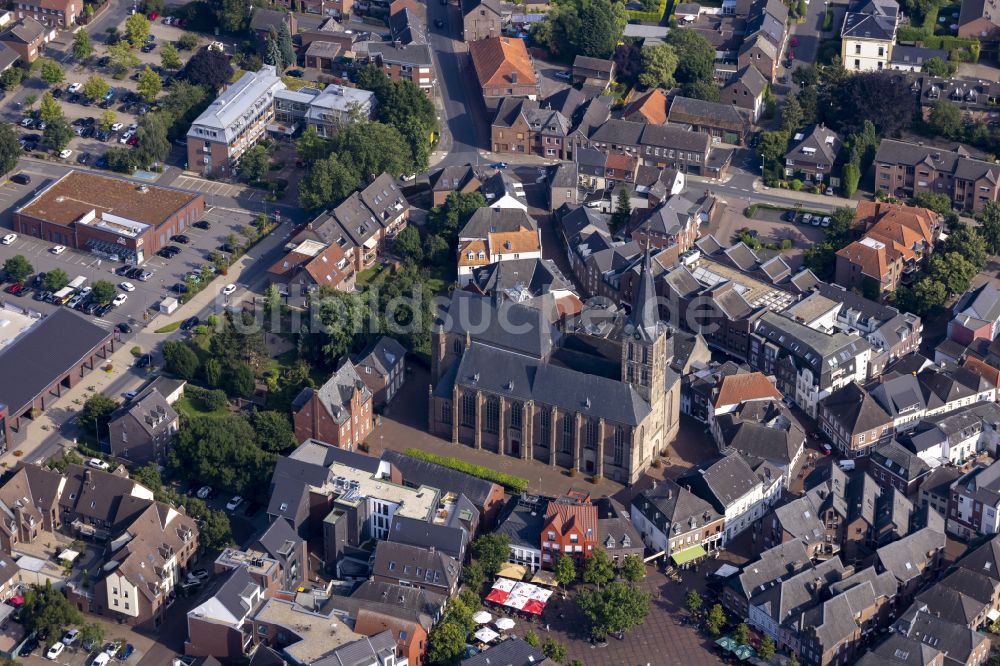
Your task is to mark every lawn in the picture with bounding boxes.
[174,394,229,419]
[355,264,387,289]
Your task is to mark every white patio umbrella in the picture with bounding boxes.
[495,617,516,631]
[473,610,493,625]
[474,627,500,644]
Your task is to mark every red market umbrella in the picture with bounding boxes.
[523,599,545,615]
[485,589,510,605]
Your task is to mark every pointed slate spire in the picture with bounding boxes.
[492,261,504,307]
[628,245,659,342]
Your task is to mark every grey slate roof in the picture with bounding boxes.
[460,207,536,239]
[870,439,930,483]
[856,633,942,666]
[461,638,553,666]
[449,343,652,426]
[312,631,398,666]
[381,449,500,511]
[353,336,406,377]
[876,527,945,584]
[0,308,112,415]
[439,290,559,360]
[496,495,549,549]
[632,478,721,537]
[109,387,177,437]
[372,540,460,590]
[786,124,842,166]
[668,96,751,132]
[729,540,811,602]
[820,382,892,433]
[726,65,768,97]
[250,8,290,32]
[892,606,988,666]
[639,123,712,153]
[683,453,763,512]
[953,282,1000,332]
[470,258,571,298]
[368,42,434,67]
[388,515,467,561]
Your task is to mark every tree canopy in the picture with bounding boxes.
[577,581,650,640]
[21,581,82,640]
[184,48,234,90]
[531,0,626,59]
[665,29,716,88]
[78,393,118,438]
[3,254,33,283]
[0,125,21,178]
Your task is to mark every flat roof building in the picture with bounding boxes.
[13,171,205,265]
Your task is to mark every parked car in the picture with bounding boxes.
[189,569,209,581]
[46,643,65,660]
[800,213,813,225]
[88,458,110,470]
[226,495,243,511]
[77,152,91,165]
[221,283,237,296]
[180,316,199,331]
[1,233,16,245]
[171,283,188,294]
[112,293,128,307]
[171,234,190,244]
[193,220,211,230]
[135,353,151,368]
[119,281,135,292]
[117,322,132,334]
[115,265,132,276]
[138,271,153,281]
[67,82,82,93]
[554,70,572,80]
[91,652,111,666]
[11,173,30,185]
[51,245,66,255]
[95,303,113,317]
[781,210,796,222]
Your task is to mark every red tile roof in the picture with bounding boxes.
[713,372,782,409]
[469,37,537,87]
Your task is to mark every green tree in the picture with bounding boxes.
[929,99,963,139]
[638,43,678,89]
[685,589,703,615]
[278,24,295,69]
[619,554,645,583]
[132,463,163,492]
[169,414,276,496]
[665,28,715,85]
[576,581,650,640]
[0,125,16,177]
[79,622,104,649]
[160,41,182,70]
[524,629,540,648]
[298,154,360,209]
[472,533,510,577]
[203,357,223,387]
[427,621,466,665]
[216,0,251,33]
[199,508,235,551]
[104,146,138,174]
[428,191,488,247]
[177,33,199,50]
[681,79,721,102]
[842,161,861,197]
[296,125,329,166]
[943,226,987,269]
[163,340,200,379]
[912,191,954,215]
[238,144,270,181]
[0,67,24,90]
[759,635,776,661]
[611,187,631,232]
[43,268,68,291]
[930,251,978,296]
[331,121,411,179]
[78,392,118,438]
[3,254,32,283]
[781,95,803,133]
[94,110,115,133]
[125,12,151,46]
[394,225,423,262]
[224,362,255,398]
[542,639,568,663]
[82,74,110,102]
[978,201,1000,254]
[247,411,296,454]
[554,554,577,587]
[90,279,116,304]
[922,57,957,77]
[462,560,487,592]
[582,548,615,588]
[107,40,141,73]
[757,130,789,175]
[264,26,282,68]
[20,581,82,639]
[137,66,162,102]
[135,112,170,167]
[38,92,63,124]
[705,603,726,636]
[790,653,799,666]
[73,29,93,60]
[534,0,625,59]
[39,59,64,85]
[734,623,751,646]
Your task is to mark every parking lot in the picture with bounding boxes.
[705,205,829,271]
[17,617,155,666]
[0,166,264,332]
[3,18,210,163]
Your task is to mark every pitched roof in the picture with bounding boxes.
[372,540,460,590]
[876,527,945,584]
[469,37,537,87]
[820,382,893,434]
[713,371,782,408]
[668,96,751,132]
[683,454,763,511]
[725,65,768,98]
[461,638,553,666]
[621,88,669,124]
[0,17,46,44]
[381,449,501,511]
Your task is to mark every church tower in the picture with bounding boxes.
[621,247,667,406]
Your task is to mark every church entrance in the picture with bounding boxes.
[510,439,520,457]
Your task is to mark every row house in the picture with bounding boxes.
[818,382,894,457]
[308,173,411,272]
[950,282,1000,346]
[868,439,932,496]
[540,489,599,567]
[947,459,1000,539]
[630,479,725,568]
[491,98,571,159]
[587,120,720,177]
[14,0,78,27]
[667,95,752,146]
[874,526,946,604]
[368,43,435,94]
[737,0,789,81]
[916,75,1000,126]
[749,310,872,418]
[834,201,940,295]
[875,138,1000,213]
[455,208,541,286]
[680,453,783,544]
[722,65,769,121]
[905,400,1000,468]
[468,36,538,110]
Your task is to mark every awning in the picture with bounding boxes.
[733,645,756,661]
[530,569,559,587]
[485,589,509,605]
[715,636,736,651]
[989,608,1000,622]
[363,236,378,249]
[671,545,707,566]
[498,563,527,580]
[492,578,516,592]
[58,549,80,563]
[713,563,740,578]
[474,627,499,643]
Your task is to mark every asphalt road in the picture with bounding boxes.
[426,0,490,168]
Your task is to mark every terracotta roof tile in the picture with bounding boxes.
[622,89,669,125]
[489,229,540,254]
[713,372,782,409]
[963,356,1000,387]
[469,37,537,87]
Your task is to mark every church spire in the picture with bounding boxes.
[491,261,504,307]
[628,245,659,341]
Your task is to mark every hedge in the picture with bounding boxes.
[896,29,980,62]
[403,448,529,493]
[626,0,667,24]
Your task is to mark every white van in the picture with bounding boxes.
[837,460,855,471]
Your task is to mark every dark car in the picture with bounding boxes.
[10,173,30,185]
[116,265,132,276]
[95,155,108,169]
[126,267,143,279]
[287,69,303,77]
[141,43,155,53]
[193,220,210,230]
[119,644,134,661]
[52,88,62,99]
[117,322,132,334]
[77,152,91,165]
[32,272,46,288]
[95,303,113,317]
[171,283,188,294]
[33,290,51,302]
[218,243,235,253]
[20,636,38,656]
[171,234,190,244]
[135,354,152,368]
[180,316,199,331]
[781,210,796,222]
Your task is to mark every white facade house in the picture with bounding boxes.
[841,0,899,71]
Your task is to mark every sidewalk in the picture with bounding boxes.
[752,179,859,209]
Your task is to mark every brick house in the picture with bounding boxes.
[106,388,179,464]
[784,124,842,183]
[0,17,52,63]
[541,489,599,567]
[352,336,407,409]
[868,440,932,496]
[722,65,768,121]
[14,0,79,27]
[291,359,373,448]
[462,0,501,41]
[875,138,1000,213]
[468,36,538,109]
[958,0,1000,40]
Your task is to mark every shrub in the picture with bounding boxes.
[402,448,529,493]
[780,238,793,250]
[186,385,229,412]
[790,179,803,191]
[130,346,142,357]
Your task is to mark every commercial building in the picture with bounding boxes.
[14,0,79,27]
[186,66,286,178]
[367,42,434,93]
[272,84,376,138]
[13,171,205,265]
